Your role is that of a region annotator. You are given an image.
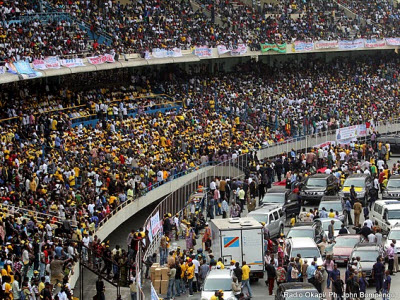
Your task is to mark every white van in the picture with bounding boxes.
[371,200,400,233]
[286,237,323,266]
[247,204,285,238]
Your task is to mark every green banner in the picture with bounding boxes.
[260,43,287,53]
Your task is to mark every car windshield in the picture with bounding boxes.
[262,194,285,204]
[387,179,400,189]
[319,202,342,213]
[203,278,232,291]
[307,178,327,187]
[292,248,320,258]
[287,229,314,239]
[249,214,268,223]
[334,236,360,247]
[322,220,342,231]
[388,230,400,240]
[344,178,365,187]
[352,250,378,262]
[388,210,400,220]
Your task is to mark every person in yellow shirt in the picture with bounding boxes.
[216,258,225,269]
[241,261,252,297]
[186,261,195,296]
[328,209,335,218]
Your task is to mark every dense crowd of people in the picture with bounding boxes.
[147,133,398,298]
[0,49,399,298]
[1,0,400,60]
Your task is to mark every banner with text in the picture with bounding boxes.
[386,38,400,46]
[60,58,85,68]
[87,54,115,65]
[14,61,41,77]
[260,43,287,53]
[194,46,212,57]
[150,211,162,236]
[336,124,368,142]
[364,39,386,48]
[314,40,339,50]
[293,41,314,52]
[151,48,182,58]
[217,45,230,55]
[32,57,61,70]
[231,44,247,56]
[338,39,364,50]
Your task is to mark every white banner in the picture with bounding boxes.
[87,54,115,65]
[338,39,364,49]
[150,211,161,236]
[314,141,336,149]
[293,41,314,52]
[151,48,182,58]
[336,124,368,142]
[194,46,212,57]
[364,39,386,48]
[386,38,400,46]
[217,45,230,55]
[231,44,247,56]
[314,40,339,50]
[32,57,61,70]
[60,58,85,68]
[151,283,160,300]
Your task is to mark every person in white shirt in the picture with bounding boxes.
[364,218,373,229]
[375,230,383,245]
[393,240,399,273]
[210,180,216,192]
[367,233,376,243]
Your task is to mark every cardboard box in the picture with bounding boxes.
[155,268,162,277]
[150,263,159,274]
[153,279,161,293]
[150,273,155,283]
[161,267,170,280]
[160,279,169,295]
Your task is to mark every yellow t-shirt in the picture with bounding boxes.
[328,212,335,218]
[186,265,195,279]
[242,265,250,280]
[216,261,225,269]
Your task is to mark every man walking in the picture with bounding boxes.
[353,200,362,228]
[241,261,252,298]
[372,257,385,293]
[265,262,276,295]
[345,198,353,226]
[383,270,391,300]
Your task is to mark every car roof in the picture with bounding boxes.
[290,237,318,247]
[206,269,232,279]
[316,218,343,223]
[336,234,361,239]
[321,195,342,202]
[347,173,369,179]
[389,175,400,180]
[374,200,400,209]
[266,187,288,193]
[279,282,317,291]
[354,242,380,251]
[309,174,331,179]
[251,204,282,213]
[293,223,314,228]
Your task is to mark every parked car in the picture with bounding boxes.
[371,200,400,234]
[300,173,338,203]
[275,282,320,300]
[201,269,234,300]
[339,173,373,205]
[383,175,400,199]
[384,224,400,254]
[313,218,348,239]
[318,195,347,224]
[287,222,324,244]
[349,243,384,281]
[286,237,324,266]
[326,234,363,265]
[259,187,300,217]
[248,204,285,238]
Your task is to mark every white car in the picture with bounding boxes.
[201,269,235,300]
[384,225,400,254]
[314,218,348,239]
[286,237,324,266]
